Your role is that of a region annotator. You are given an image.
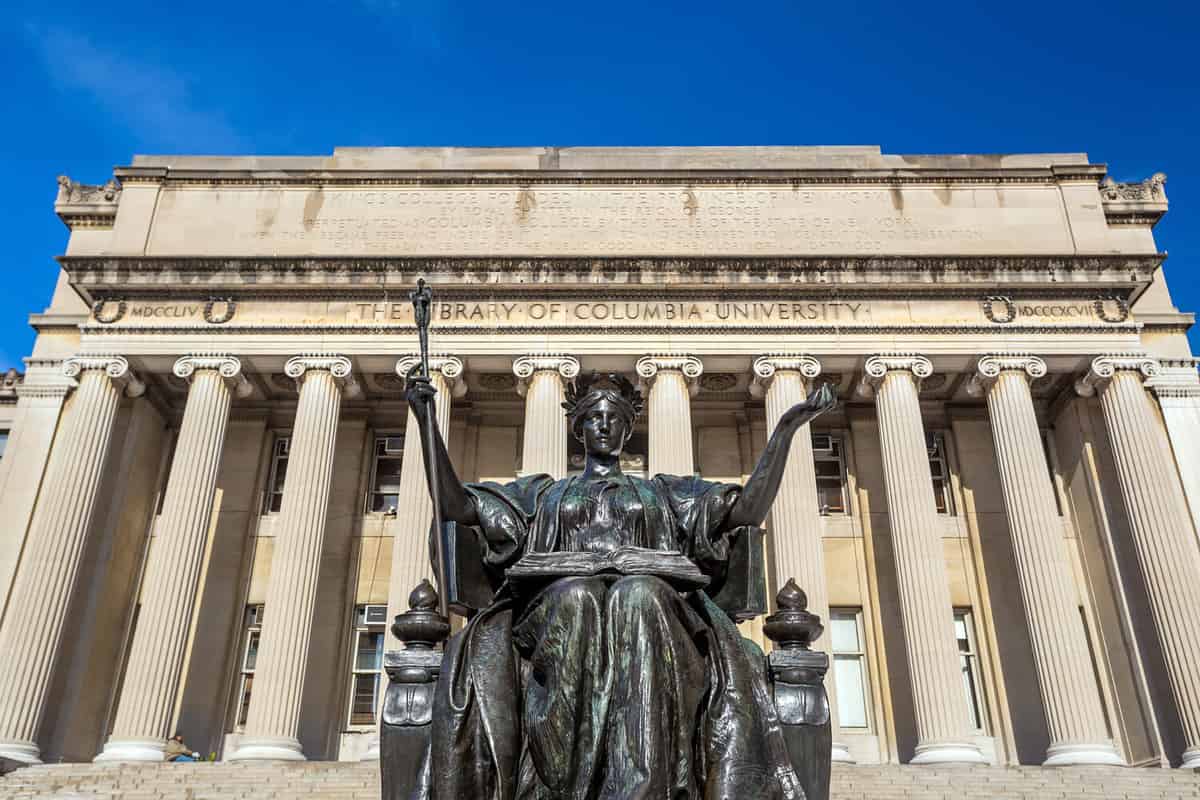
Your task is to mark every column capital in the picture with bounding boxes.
[63,355,145,398]
[857,354,932,398]
[1075,354,1159,397]
[396,354,466,399]
[512,354,580,397]
[750,354,821,398]
[1149,361,1200,400]
[284,354,361,397]
[635,354,703,397]
[965,354,1047,397]
[173,354,253,398]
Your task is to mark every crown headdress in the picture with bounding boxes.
[562,372,645,420]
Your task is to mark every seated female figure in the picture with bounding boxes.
[406,372,836,800]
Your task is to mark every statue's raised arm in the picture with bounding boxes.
[727,381,839,528]
[405,374,479,527]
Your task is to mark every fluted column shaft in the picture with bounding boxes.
[385,356,464,650]
[231,356,356,761]
[637,355,702,477]
[973,356,1119,765]
[863,355,983,764]
[1152,365,1200,544]
[98,356,249,762]
[515,355,579,479]
[1079,356,1200,768]
[0,357,143,763]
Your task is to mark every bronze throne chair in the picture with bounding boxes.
[380,522,833,800]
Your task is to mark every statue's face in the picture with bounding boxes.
[578,397,630,457]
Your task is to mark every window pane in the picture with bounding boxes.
[355,632,383,671]
[954,616,970,652]
[350,674,379,725]
[237,675,254,727]
[961,656,983,730]
[834,656,868,728]
[814,461,840,478]
[244,632,260,671]
[271,458,289,493]
[830,615,860,653]
[373,459,403,493]
[371,493,399,513]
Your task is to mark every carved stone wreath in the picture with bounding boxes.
[204,298,237,324]
[1094,297,1130,324]
[92,299,127,324]
[699,373,738,392]
[982,296,1016,324]
[478,373,518,392]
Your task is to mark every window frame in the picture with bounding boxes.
[926,430,955,516]
[365,434,406,514]
[953,607,988,734]
[829,607,872,731]
[263,435,291,515]
[346,604,388,729]
[812,432,849,516]
[234,605,264,732]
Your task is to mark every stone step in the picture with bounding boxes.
[1,762,1198,799]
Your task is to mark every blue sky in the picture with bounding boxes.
[1,0,1197,369]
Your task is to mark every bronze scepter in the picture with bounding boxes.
[410,278,450,618]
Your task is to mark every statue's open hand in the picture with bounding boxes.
[778,381,838,430]
[405,372,438,416]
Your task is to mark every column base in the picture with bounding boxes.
[910,741,987,765]
[226,735,306,762]
[1179,746,1200,769]
[1043,741,1124,766]
[360,735,380,761]
[0,741,41,764]
[94,738,166,762]
[831,741,855,763]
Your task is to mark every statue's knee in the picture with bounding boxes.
[609,575,672,613]
[548,576,606,614]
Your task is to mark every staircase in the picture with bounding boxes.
[1,762,1198,799]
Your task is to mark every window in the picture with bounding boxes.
[348,604,387,726]
[830,609,870,729]
[235,605,264,730]
[368,435,405,513]
[264,436,290,514]
[155,434,179,516]
[812,433,848,515]
[926,431,955,515]
[0,429,8,460]
[954,609,987,732]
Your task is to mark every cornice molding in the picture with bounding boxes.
[1074,354,1160,397]
[1148,363,1200,400]
[965,354,1047,396]
[283,354,360,397]
[636,354,703,397]
[63,355,145,397]
[512,354,580,397]
[749,355,822,398]
[173,354,253,398]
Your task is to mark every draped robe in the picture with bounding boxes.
[415,472,806,800]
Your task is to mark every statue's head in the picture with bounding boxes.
[562,372,644,456]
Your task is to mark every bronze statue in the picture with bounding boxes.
[393,363,837,799]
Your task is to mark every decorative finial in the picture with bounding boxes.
[763,578,823,650]
[392,580,450,650]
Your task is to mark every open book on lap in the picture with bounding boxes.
[506,546,710,591]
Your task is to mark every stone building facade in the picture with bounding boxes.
[0,146,1197,770]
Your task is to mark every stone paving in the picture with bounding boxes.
[1,762,1199,799]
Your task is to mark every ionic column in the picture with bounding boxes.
[636,355,702,477]
[859,355,984,764]
[230,355,358,761]
[514,355,580,479]
[385,355,466,650]
[752,354,853,762]
[97,356,251,762]
[0,356,144,763]
[1077,355,1200,768]
[968,356,1121,765]
[1149,362,1200,544]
